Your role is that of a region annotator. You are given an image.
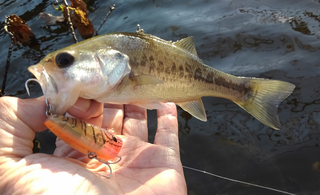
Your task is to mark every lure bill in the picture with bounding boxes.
[44,114,122,163]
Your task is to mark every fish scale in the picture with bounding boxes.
[105,38,248,102]
[28,32,295,130]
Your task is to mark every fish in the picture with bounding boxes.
[28,32,295,130]
[44,114,122,162]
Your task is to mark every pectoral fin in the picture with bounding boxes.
[130,74,163,87]
[177,99,207,121]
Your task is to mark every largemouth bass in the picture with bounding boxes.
[28,32,295,130]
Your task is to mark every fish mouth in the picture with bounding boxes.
[28,64,80,115]
[28,65,59,95]
[28,65,63,114]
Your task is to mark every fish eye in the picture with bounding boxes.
[112,135,118,142]
[55,52,75,68]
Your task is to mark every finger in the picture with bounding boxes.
[54,137,88,161]
[123,104,148,141]
[0,96,48,159]
[102,103,124,135]
[154,103,179,154]
[66,98,103,127]
[14,96,48,132]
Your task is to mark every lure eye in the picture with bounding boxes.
[112,135,118,142]
[55,52,75,68]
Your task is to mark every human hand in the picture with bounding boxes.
[0,96,187,195]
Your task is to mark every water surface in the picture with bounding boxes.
[0,0,319,194]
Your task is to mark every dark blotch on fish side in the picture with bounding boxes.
[214,76,251,94]
[193,67,208,82]
[184,62,193,78]
[192,70,251,94]
[149,55,154,61]
[165,66,171,74]
[149,61,156,73]
[205,72,214,83]
[141,54,148,66]
[157,61,164,72]
[171,62,176,72]
[129,57,139,68]
[141,60,146,66]
[179,65,184,77]
[185,63,192,72]
[194,68,202,80]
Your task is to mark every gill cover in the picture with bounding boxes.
[28,48,131,114]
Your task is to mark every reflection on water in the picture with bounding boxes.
[1,0,320,194]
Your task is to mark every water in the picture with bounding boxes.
[1,0,320,194]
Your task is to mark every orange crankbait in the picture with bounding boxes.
[45,114,122,160]
[44,114,123,178]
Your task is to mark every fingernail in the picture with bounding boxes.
[71,98,91,113]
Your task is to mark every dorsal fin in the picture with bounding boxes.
[173,37,198,56]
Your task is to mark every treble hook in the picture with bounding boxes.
[88,151,122,179]
[25,78,39,96]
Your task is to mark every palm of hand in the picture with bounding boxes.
[0,97,186,195]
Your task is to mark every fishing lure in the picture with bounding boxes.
[45,114,122,176]
[26,78,123,178]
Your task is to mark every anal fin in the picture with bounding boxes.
[177,99,207,121]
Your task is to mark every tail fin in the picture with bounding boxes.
[234,78,295,130]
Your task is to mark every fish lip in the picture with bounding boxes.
[28,64,59,103]
[43,72,59,94]
[28,64,80,115]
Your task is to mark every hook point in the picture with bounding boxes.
[25,78,40,97]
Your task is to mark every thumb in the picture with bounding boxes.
[0,96,48,160]
[66,98,104,127]
[14,96,48,132]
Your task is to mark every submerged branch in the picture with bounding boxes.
[63,0,78,43]
[94,4,116,36]
[1,19,17,96]
[1,38,14,97]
